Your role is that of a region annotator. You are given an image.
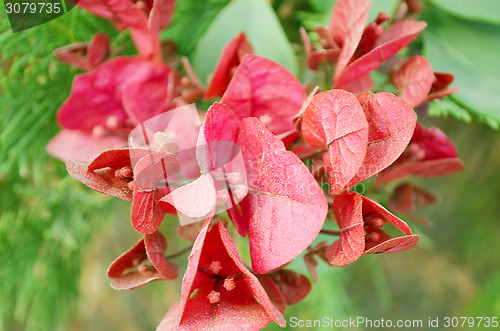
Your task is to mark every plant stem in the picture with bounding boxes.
[165,245,193,259]
[320,229,341,236]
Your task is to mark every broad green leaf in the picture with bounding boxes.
[161,0,230,55]
[423,11,500,128]
[192,0,298,84]
[427,0,500,25]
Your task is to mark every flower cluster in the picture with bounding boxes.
[49,0,463,329]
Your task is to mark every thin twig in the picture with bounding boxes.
[165,245,193,259]
[319,229,341,236]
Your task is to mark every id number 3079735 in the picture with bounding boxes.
[5,2,61,14]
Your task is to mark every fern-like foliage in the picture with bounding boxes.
[0,7,123,331]
[0,0,231,329]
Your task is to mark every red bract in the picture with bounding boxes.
[67,148,180,233]
[78,0,175,58]
[204,32,253,100]
[221,54,307,135]
[53,32,110,71]
[347,91,417,185]
[375,122,464,185]
[326,191,419,266]
[132,151,180,233]
[49,56,179,162]
[266,270,312,306]
[107,231,178,290]
[160,103,246,224]
[57,57,174,132]
[392,55,434,108]
[301,89,368,194]
[424,72,460,102]
[158,220,286,330]
[388,182,438,214]
[330,0,371,82]
[194,103,327,273]
[334,20,427,91]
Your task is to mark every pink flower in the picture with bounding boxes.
[66,148,180,234]
[375,122,464,186]
[157,220,286,330]
[78,0,175,59]
[107,230,178,290]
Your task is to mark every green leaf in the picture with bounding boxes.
[426,98,472,124]
[161,0,230,56]
[426,0,500,25]
[423,10,500,129]
[192,0,298,84]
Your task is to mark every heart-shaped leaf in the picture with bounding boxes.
[301,89,369,193]
[237,118,328,273]
[393,56,434,108]
[325,191,365,266]
[348,92,416,185]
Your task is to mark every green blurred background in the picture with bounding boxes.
[1,0,499,330]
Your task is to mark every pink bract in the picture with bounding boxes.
[326,191,419,266]
[107,230,178,290]
[221,54,307,135]
[157,220,286,330]
[301,89,368,194]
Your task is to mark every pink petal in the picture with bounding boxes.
[204,33,253,100]
[334,71,373,94]
[329,0,370,48]
[364,234,419,254]
[57,57,169,131]
[67,148,151,201]
[334,20,427,89]
[331,0,371,82]
[149,0,175,32]
[412,124,459,160]
[121,66,178,124]
[393,56,434,108]
[197,102,242,172]
[87,32,110,70]
[163,220,285,329]
[107,237,148,279]
[348,92,416,185]
[269,270,312,306]
[47,129,126,162]
[301,89,368,193]
[144,231,178,279]
[132,152,180,234]
[131,184,166,234]
[256,275,287,314]
[110,268,165,290]
[360,195,412,235]
[78,0,148,30]
[237,118,328,273]
[53,42,90,71]
[160,173,217,220]
[107,231,177,290]
[326,191,365,266]
[221,54,307,135]
[375,158,464,185]
[388,182,415,214]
